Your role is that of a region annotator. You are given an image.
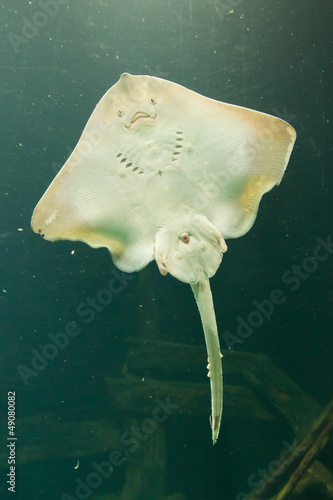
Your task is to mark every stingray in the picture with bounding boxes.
[31,73,296,443]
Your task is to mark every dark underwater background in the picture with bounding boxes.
[0,1,332,499]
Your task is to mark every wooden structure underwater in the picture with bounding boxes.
[2,340,332,499]
[2,272,332,499]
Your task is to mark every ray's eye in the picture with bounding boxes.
[151,98,156,105]
[117,110,123,117]
[180,233,190,244]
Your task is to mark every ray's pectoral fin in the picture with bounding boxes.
[155,212,226,443]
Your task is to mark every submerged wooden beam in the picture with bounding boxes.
[105,375,275,421]
[0,417,121,467]
[246,399,333,500]
[276,399,333,500]
[119,417,166,500]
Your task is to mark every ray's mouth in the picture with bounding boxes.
[125,111,157,129]
[131,111,150,124]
